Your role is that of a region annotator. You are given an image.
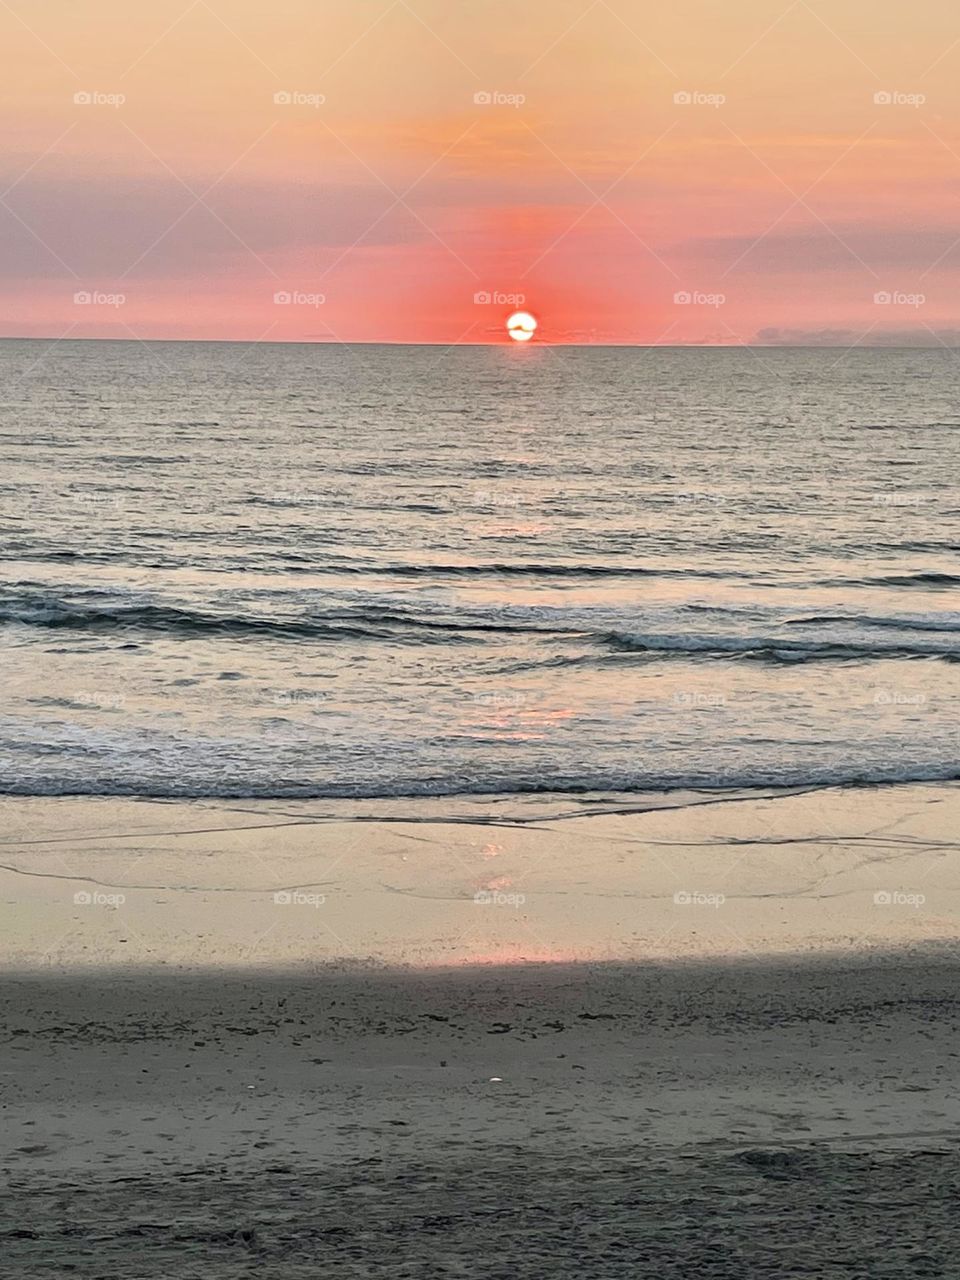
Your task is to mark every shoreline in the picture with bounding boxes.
[2,771,959,810]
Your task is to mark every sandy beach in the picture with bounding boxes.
[3,784,960,1275]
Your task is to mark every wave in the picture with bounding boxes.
[0,591,591,643]
[0,546,756,579]
[8,542,960,594]
[830,572,960,589]
[0,599,477,643]
[320,560,745,580]
[602,630,960,663]
[4,590,960,661]
[787,612,960,633]
[1,761,958,801]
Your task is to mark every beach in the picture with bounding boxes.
[3,783,960,1275]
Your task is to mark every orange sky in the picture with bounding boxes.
[2,0,960,344]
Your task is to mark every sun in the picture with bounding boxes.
[506,311,538,343]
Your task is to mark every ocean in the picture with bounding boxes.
[2,338,958,802]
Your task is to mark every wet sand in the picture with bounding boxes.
[1,782,958,968]
[2,785,960,1275]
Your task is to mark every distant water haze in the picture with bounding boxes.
[1,340,958,801]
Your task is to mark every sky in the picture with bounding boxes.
[2,0,960,345]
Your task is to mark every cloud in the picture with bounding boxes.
[681,226,960,273]
[0,175,428,280]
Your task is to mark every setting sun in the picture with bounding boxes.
[506,312,538,343]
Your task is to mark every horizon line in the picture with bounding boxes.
[0,335,956,351]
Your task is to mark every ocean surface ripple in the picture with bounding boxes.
[2,341,958,801]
